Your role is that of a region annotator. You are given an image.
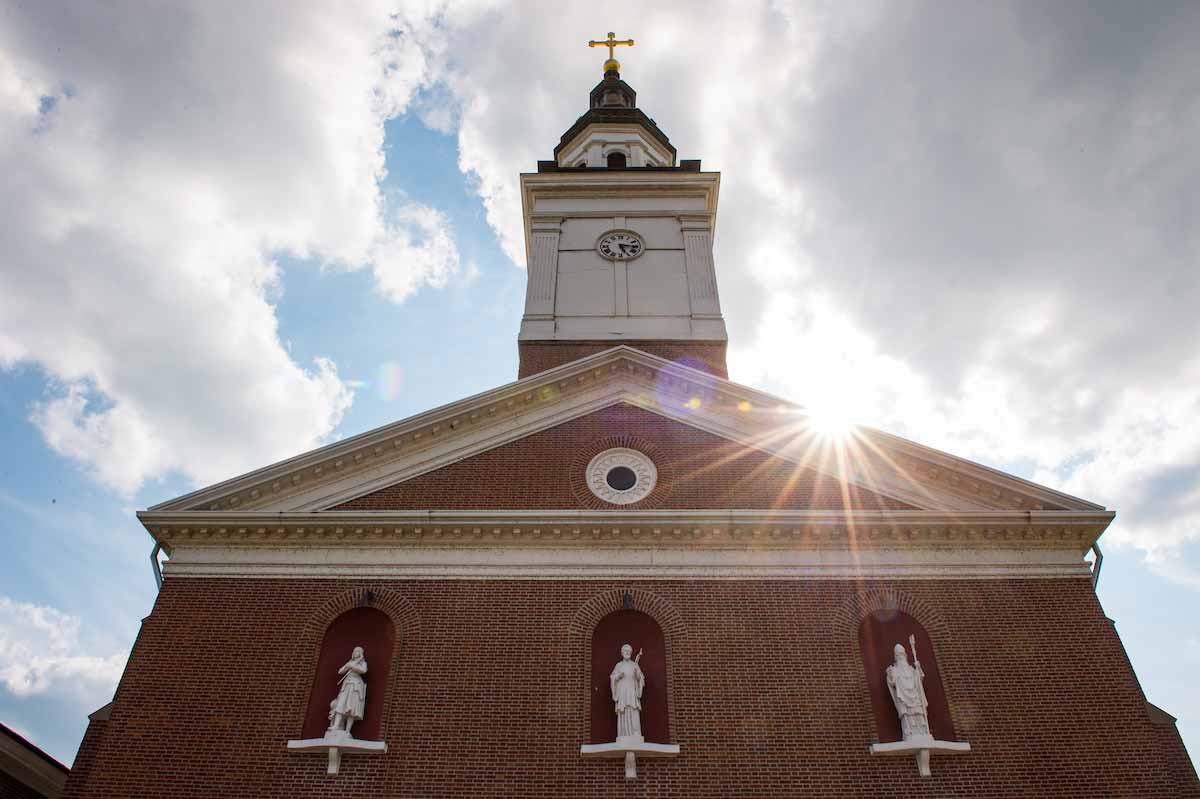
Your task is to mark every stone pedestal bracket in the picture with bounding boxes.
[287,730,387,775]
[580,737,680,780]
[869,736,970,777]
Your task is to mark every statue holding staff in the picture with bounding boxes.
[885,635,930,741]
[610,643,645,742]
[328,646,368,736]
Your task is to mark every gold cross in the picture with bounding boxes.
[588,31,634,63]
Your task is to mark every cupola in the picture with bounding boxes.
[552,34,677,169]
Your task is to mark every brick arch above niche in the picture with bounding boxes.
[568,588,686,745]
[295,587,421,741]
[858,609,955,744]
[302,586,422,640]
[832,587,950,642]
[835,588,957,745]
[334,404,915,511]
[590,610,669,744]
[301,607,394,741]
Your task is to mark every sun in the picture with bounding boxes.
[803,397,859,440]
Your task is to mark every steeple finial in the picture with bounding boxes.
[588,31,634,75]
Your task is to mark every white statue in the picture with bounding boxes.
[868,634,969,776]
[288,644,387,774]
[579,641,679,779]
[328,646,368,736]
[886,635,930,741]
[610,643,645,742]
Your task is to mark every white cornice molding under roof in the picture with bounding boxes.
[520,169,719,206]
[519,170,719,266]
[149,347,728,512]
[139,508,1113,581]
[146,346,1105,516]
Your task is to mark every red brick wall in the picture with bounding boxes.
[64,576,1199,798]
[518,342,729,379]
[337,404,913,511]
[62,708,106,799]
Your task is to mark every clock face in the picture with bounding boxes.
[596,231,645,261]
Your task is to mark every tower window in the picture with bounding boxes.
[607,151,627,168]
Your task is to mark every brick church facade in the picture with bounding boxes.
[65,54,1197,798]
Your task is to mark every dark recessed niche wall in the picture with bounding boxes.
[301,606,395,740]
[590,609,669,744]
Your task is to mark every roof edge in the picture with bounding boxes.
[147,347,726,511]
[147,345,1109,517]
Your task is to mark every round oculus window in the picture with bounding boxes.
[586,448,657,505]
[605,465,637,491]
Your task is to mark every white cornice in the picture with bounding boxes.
[148,348,797,512]
[160,549,1094,581]
[148,509,1108,581]
[520,170,720,266]
[864,428,1105,512]
[146,347,1108,517]
[140,508,1113,553]
[148,347,654,511]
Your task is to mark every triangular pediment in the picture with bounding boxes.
[332,403,915,512]
[148,347,1104,515]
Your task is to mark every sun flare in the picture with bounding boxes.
[804,400,858,440]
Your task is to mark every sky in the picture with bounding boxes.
[1,0,1198,768]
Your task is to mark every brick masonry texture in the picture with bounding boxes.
[60,715,104,799]
[63,576,1198,798]
[336,403,914,511]
[518,342,729,379]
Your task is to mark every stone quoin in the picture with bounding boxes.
[62,33,1198,798]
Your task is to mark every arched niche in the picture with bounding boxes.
[590,609,669,744]
[858,608,955,743]
[301,607,395,740]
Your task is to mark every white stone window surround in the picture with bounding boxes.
[573,151,659,168]
[555,123,676,168]
[587,448,658,505]
[601,142,638,167]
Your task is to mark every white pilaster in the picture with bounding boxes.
[524,218,562,317]
[681,216,721,316]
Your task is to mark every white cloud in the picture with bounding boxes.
[0,597,125,699]
[362,204,460,303]
[0,2,460,495]
[426,1,1200,577]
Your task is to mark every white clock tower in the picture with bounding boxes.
[517,36,727,378]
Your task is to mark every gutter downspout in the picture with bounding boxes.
[1090,542,1103,589]
[150,541,163,590]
